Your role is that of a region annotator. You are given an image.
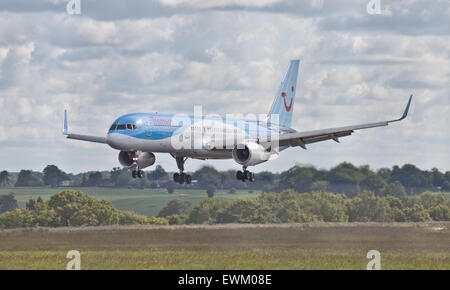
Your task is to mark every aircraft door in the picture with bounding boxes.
[146,119,153,138]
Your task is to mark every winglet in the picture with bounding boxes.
[63,110,68,135]
[399,94,413,121]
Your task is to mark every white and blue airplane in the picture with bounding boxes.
[63,60,412,184]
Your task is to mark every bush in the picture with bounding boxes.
[147,216,169,225]
[118,211,150,225]
[47,190,119,226]
[0,190,169,229]
[158,199,191,217]
[188,199,221,224]
[166,214,189,225]
[346,191,394,222]
[0,209,34,228]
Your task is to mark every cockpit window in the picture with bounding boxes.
[111,124,137,131]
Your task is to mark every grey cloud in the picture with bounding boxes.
[0,0,448,173]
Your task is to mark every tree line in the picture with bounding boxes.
[1,162,449,197]
[0,189,448,229]
[159,190,449,224]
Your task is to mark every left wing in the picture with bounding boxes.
[63,110,107,144]
[266,95,412,149]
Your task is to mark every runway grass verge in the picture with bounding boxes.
[0,223,448,270]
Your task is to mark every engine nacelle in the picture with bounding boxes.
[232,142,274,167]
[118,151,155,169]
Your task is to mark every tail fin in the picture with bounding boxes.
[267,59,300,128]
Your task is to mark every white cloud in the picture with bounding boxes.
[0,0,448,173]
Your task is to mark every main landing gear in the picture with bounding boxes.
[173,156,192,184]
[236,166,254,182]
[132,170,143,179]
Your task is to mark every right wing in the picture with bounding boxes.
[265,95,412,149]
[63,110,107,144]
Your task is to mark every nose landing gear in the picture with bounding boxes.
[236,166,254,182]
[172,156,192,184]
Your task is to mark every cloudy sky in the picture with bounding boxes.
[0,0,448,174]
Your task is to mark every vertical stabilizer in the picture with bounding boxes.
[267,60,300,128]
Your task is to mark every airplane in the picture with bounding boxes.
[63,59,412,184]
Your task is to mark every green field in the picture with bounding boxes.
[0,223,448,270]
[0,187,260,217]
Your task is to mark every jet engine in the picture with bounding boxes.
[232,142,274,167]
[118,151,155,169]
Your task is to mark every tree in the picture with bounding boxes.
[360,174,387,195]
[390,164,431,190]
[87,172,103,187]
[147,165,168,181]
[110,167,123,186]
[15,170,42,187]
[377,168,391,180]
[25,198,36,210]
[328,162,364,185]
[193,166,222,188]
[0,171,10,187]
[278,166,317,192]
[166,182,175,194]
[0,193,18,214]
[206,185,216,198]
[380,181,407,198]
[430,168,445,188]
[311,180,328,192]
[158,199,191,217]
[43,165,70,187]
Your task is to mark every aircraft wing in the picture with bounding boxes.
[266,95,412,149]
[63,110,107,144]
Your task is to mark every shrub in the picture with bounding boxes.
[158,199,191,217]
[118,211,150,225]
[0,190,169,229]
[166,214,189,225]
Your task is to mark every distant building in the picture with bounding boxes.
[59,180,71,187]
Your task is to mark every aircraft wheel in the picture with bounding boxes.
[186,175,192,184]
[236,171,244,181]
[132,170,137,179]
[137,170,143,178]
[173,173,180,183]
[179,173,186,184]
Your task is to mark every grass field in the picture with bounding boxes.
[0,223,448,270]
[0,187,261,217]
